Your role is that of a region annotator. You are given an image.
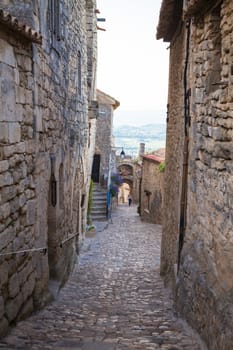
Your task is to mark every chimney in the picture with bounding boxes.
[139,143,145,157]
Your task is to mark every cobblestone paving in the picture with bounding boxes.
[0,205,207,350]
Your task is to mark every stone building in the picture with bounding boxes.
[0,0,98,335]
[157,0,233,349]
[140,154,164,224]
[90,89,119,221]
[91,89,119,186]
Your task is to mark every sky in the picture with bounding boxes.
[96,0,169,126]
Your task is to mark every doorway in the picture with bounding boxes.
[91,154,100,183]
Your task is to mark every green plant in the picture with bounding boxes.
[158,161,166,173]
[87,179,94,225]
[87,224,96,232]
[109,172,123,197]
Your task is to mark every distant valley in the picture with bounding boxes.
[113,124,166,158]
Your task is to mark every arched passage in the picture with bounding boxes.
[117,163,134,201]
[118,179,133,204]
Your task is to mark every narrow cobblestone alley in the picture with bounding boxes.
[0,205,206,350]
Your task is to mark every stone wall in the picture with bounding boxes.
[159,24,186,282]
[132,162,142,204]
[93,90,119,186]
[177,2,233,349]
[0,0,97,336]
[157,0,233,349]
[140,155,164,225]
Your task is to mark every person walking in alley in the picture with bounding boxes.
[128,194,132,206]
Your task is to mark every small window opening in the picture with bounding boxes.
[77,51,82,96]
[49,0,61,42]
[59,164,64,209]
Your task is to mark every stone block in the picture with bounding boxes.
[15,103,24,122]
[16,86,26,104]
[0,202,10,220]
[17,178,29,194]
[0,317,8,338]
[8,273,20,298]
[22,272,36,302]
[0,160,9,173]
[34,106,43,132]
[5,293,23,322]
[3,145,15,158]
[0,64,16,122]
[25,140,35,154]
[17,297,33,321]
[213,142,233,160]
[13,233,24,252]
[25,189,35,200]
[9,154,24,168]
[14,69,20,85]
[0,172,13,187]
[13,162,27,184]
[28,126,33,138]
[8,123,21,143]
[19,193,26,208]
[26,200,36,226]
[207,126,227,141]
[194,88,205,104]
[0,122,8,143]
[9,196,20,214]
[15,142,26,154]
[0,39,16,67]
[18,261,33,287]
[0,261,9,287]
[26,90,33,105]
[16,54,32,73]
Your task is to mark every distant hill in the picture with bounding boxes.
[113,124,166,158]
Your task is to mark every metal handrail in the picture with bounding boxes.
[0,246,47,257]
[60,232,79,247]
[0,232,80,256]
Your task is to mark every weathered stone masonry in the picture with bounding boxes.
[0,0,98,336]
[157,1,233,349]
[140,155,164,225]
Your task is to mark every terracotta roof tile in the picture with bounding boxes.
[142,154,164,163]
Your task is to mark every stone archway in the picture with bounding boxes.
[118,179,133,204]
[117,163,134,200]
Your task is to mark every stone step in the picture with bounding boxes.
[91,186,108,222]
[92,206,106,212]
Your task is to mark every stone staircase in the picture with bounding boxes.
[91,183,108,222]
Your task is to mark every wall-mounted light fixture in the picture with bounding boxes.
[120,148,125,159]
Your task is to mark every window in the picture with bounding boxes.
[144,190,152,212]
[77,50,82,96]
[59,164,64,210]
[48,0,61,43]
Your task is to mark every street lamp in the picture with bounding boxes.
[120,148,125,159]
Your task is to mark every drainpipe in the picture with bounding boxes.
[177,19,191,271]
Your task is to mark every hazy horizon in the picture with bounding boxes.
[113,123,166,157]
[113,109,167,127]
